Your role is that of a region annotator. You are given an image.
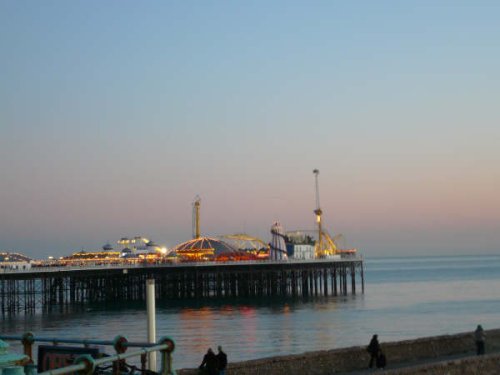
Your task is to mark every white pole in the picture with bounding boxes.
[146,279,157,371]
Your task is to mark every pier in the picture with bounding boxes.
[0,258,364,313]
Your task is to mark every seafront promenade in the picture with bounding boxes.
[178,329,500,374]
[0,258,364,313]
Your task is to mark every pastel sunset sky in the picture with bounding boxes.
[1,1,499,258]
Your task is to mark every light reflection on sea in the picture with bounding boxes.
[2,255,500,369]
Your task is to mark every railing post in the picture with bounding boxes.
[112,335,128,375]
[140,353,147,374]
[158,337,175,375]
[21,332,35,363]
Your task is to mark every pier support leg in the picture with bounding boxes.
[147,279,157,372]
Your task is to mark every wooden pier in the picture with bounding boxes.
[0,258,364,313]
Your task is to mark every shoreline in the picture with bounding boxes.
[178,329,500,374]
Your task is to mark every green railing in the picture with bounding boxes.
[0,333,175,375]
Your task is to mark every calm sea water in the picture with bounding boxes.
[2,255,500,369]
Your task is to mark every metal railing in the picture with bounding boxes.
[0,256,363,274]
[0,332,175,375]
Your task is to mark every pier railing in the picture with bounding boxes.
[0,333,175,375]
[1,257,363,274]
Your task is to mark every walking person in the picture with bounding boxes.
[475,325,486,355]
[216,346,227,375]
[367,334,380,369]
[199,348,218,375]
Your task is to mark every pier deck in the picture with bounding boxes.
[0,258,364,313]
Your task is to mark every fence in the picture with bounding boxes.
[0,333,175,375]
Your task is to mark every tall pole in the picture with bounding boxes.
[194,196,201,239]
[146,279,157,371]
[313,169,323,258]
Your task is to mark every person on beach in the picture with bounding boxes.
[475,325,486,355]
[367,334,380,368]
[199,348,218,375]
[216,346,228,375]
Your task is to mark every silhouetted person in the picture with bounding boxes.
[367,334,380,368]
[475,325,485,355]
[216,346,227,375]
[199,348,218,375]
[376,351,387,369]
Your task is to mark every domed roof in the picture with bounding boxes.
[221,234,269,252]
[0,252,32,262]
[220,234,270,259]
[173,237,255,261]
[102,243,113,251]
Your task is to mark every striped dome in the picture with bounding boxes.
[173,237,255,261]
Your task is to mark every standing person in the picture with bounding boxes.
[199,348,218,375]
[216,346,227,375]
[367,334,380,368]
[475,325,486,355]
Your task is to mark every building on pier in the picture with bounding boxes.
[57,236,168,265]
[117,236,167,257]
[270,222,288,260]
[0,252,32,271]
[220,234,270,259]
[285,231,316,260]
[171,237,256,261]
[62,249,121,263]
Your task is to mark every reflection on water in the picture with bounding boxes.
[2,255,500,369]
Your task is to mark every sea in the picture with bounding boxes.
[2,255,500,370]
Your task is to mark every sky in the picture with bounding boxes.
[1,1,499,259]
